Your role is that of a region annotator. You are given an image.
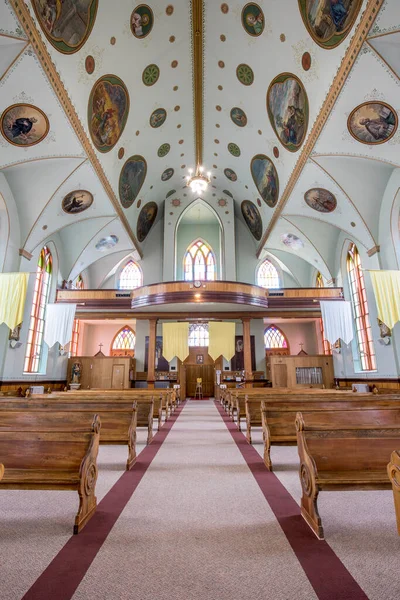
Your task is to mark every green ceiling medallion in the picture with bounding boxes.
[228,142,240,157]
[157,143,170,157]
[142,64,160,86]
[236,63,254,86]
[166,189,176,198]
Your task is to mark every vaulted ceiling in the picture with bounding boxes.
[0,0,399,283]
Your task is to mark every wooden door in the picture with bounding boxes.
[186,365,215,397]
[111,364,125,389]
[273,364,288,387]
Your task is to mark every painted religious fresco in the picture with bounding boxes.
[150,108,167,128]
[95,235,119,251]
[0,103,49,147]
[241,3,264,36]
[298,0,362,49]
[32,0,98,54]
[241,200,263,241]
[224,168,237,182]
[161,168,174,182]
[137,201,158,242]
[144,336,169,372]
[347,102,398,145]
[267,73,309,152]
[88,75,129,153]
[230,107,247,127]
[119,155,147,209]
[251,154,279,208]
[62,190,93,214]
[304,188,337,212]
[131,5,154,39]
[281,233,304,250]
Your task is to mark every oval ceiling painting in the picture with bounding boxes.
[298,0,362,49]
[95,235,119,252]
[150,108,167,128]
[241,200,263,241]
[161,168,174,182]
[304,188,337,213]
[119,155,147,209]
[0,103,49,147]
[88,75,129,153]
[31,0,98,54]
[281,233,304,250]
[137,201,158,242]
[241,3,264,36]
[224,168,237,182]
[230,107,247,127]
[267,73,309,152]
[131,5,154,39]
[62,190,93,214]
[251,154,279,208]
[347,101,398,145]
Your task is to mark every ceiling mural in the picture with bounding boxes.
[149,108,167,128]
[161,168,174,182]
[298,0,363,49]
[137,201,158,242]
[267,73,309,152]
[96,234,119,251]
[31,0,98,54]
[241,3,265,37]
[131,5,154,39]
[230,107,247,127]
[119,155,147,210]
[62,190,94,215]
[0,103,49,147]
[251,155,279,208]
[88,75,129,153]
[224,168,237,182]
[241,200,263,241]
[347,101,398,145]
[281,233,304,250]
[304,188,337,213]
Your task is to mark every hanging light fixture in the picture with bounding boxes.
[186,165,211,194]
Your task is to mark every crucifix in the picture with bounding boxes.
[98,343,103,353]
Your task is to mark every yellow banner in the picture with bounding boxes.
[0,272,29,330]
[369,270,400,330]
[162,322,189,362]
[208,322,235,361]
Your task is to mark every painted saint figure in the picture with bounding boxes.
[359,112,396,142]
[8,116,38,141]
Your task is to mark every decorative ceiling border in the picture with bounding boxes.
[191,0,204,167]
[9,0,143,259]
[256,0,385,258]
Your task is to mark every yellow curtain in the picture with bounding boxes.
[162,322,189,362]
[369,270,400,329]
[208,322,235,361]
[0,272,29,330]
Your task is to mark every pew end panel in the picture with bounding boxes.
[388,450,400,535]
[75,414,101,533]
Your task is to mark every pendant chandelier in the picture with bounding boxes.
[186,165,211,194]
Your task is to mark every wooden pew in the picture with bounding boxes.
[0,413,101,533]
[261,397,400,470]
[295,409,400,539]
[245,397,264,443]
[388,450,400,535]
[0,463,3,481]
[136,399,154,445]
[0,402,137,470]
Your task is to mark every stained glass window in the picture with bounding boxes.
[257,260,280,288]
[24,246,52,373]
[112,326,136,351]
[70,319,80,357]
[184,240,216,281]
[118,260,142,289]
[347,243,376,371]
[264,325,288,349]
[188,323,209,346]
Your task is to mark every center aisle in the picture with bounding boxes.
[72,400,317,600]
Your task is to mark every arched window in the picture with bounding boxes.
[118,260,142,289]
[24,245,52,373]
[70,319,80,357]
[264,325,288,349]
[111,326,136,357]
[257,260,280,288]
[347,243,376,371]
[315,271,324,288]
[184,240,216,281]
[189,322,209,346]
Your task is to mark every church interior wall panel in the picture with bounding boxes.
[0,173,21,273]
[272,322,319,357]
[139,220,164,286]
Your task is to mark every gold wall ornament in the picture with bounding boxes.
[9,0,142,258]
[256,0,385,257]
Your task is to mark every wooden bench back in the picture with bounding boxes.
[296,410,400,473]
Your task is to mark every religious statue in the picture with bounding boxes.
[71,362,82,383]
